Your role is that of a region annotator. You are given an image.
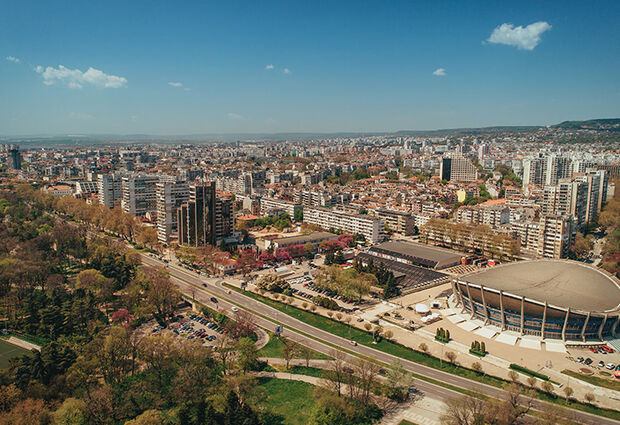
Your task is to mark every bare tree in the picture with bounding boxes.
[440,395,486,425]
[418,342,429,353]
[281,337,298,370]
[562,385,573,401]
[508,370,520,384]
[354,358,381,404]
[445,351,457,364]
[215,333,235,374]
[471,362,483,374]
[298,344,313,368]
[541,381,554,395]
[321,350,347,397]
[584,392,595,405]
[526,376,537,389]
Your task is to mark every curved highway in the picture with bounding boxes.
[141,255,619,425]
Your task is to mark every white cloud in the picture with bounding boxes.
[486,21,552,50]
[35,65,127,88]
[227,112,243,120]
[433,68,446,76]
[6,56,20,63]
[265,64,274,70]
[283,68,291,74]
[168,81,183,87]
[183,87,191,91]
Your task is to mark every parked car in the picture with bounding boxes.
[598,361,605,367]
[576,356,584,363]
[584,358,593,365]
[606,363,616,370]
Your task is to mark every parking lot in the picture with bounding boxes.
[287,276,365,313]
[569,344,620,373]
[150,311,228,347]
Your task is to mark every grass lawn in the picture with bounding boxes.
[258,332,331,360]
[258,377,317,425]
[226,284,620,421]
[398,421,418,425]
[279,365,325,378]
[562,369,620,392]
[0,339,31,369]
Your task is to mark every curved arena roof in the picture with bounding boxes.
[459,260,620,314]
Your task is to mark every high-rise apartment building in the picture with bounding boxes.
[156,180,189,243]
[97,173,123,209]
[121,174,159,216]
[178,182,217,246]
[575,170,608,224]
[544,155,571,186]
[542,180,587,229]
[537,215,576,259]
[9,145,21,170]
[177,183,235,246]
[439,155,478,182]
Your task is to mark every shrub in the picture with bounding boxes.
[509,364,549,381]
[312,295,339,310]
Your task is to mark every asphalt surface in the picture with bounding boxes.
[140,255,619,425]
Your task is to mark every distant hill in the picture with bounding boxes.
[552,118,620,131]
[3,118,619,144]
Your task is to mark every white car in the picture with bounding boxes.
[606,363,616,370]
[231,306,239,312]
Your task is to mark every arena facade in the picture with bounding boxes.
[452,260,620,341]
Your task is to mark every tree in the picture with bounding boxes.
[236,337,259,372]
[526,376,537,389]
[230,310,258,339]
[294,208,304,222]
[136,226,158,249]
[142,266,180,323]
[471,362,483,374]
[321,350,347,397]
[298,344,313,368]
[0,398,52,425]
[256,273,289,293]
[445,351,457,364]
[75,269,114,301]
[563,385,574,401]
[385,359,413,401]
[508,370,520,384]
[441,395,486,425]
[541,381,554,395]
[98,325,133,385]
[584,392,595,405]
[281,337,298,370]
[125,410,166,425]
[419,342,429,353]
[383,329,394,340]
[235,249,258,276]
[53,398,89,425]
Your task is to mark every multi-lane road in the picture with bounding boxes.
[140,254,619,425]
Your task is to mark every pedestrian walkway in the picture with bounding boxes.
[8,336,40,351]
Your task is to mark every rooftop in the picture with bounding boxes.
[460,260,620,313]
[369,241,465,269]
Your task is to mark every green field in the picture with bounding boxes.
[562,369,620,392]
[0,339,31,369]
[225,284,620,421]
[258,332,332,360]
[258,378,317,425]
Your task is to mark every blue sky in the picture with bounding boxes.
[1,1,619,135]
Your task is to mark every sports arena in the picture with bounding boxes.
[452,260,620,341]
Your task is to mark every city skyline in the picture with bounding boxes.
[2,1,619,135]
